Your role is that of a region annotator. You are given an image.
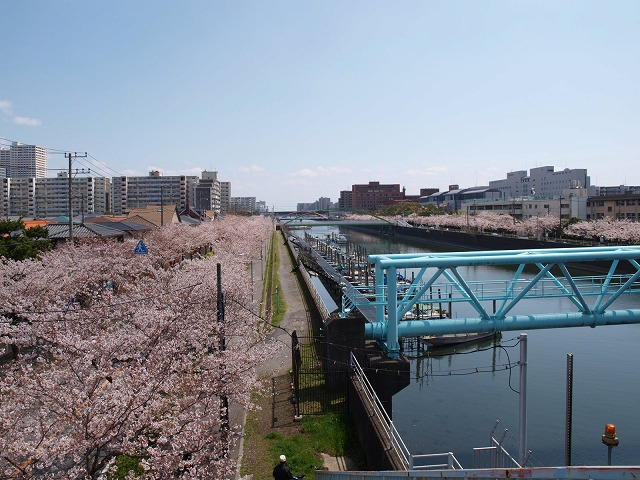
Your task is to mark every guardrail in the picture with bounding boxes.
[315,466,640,480]
[349,352,462,471]
[350,352,411,469]
[473,440,522,469]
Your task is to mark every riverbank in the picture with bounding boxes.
[347,224,636,274]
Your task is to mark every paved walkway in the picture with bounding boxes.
[235,232,351,478]
[256,234,310,378]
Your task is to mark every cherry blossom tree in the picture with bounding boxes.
[0,215,276,479]
[366,210,640,245]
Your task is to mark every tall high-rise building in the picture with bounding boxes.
[1,142,48,178]
[0,148,10,177]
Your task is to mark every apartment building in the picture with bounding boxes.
[34,174,110,218]
[194,170,221,216]
[220,181,231,214]
[0,175,110,218]
[111,171,198,215]
[229,196,256,213]
[0,177,36,217]
[0,142,47,178]
[297,197,333,212]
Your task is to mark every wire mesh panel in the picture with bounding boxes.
[292,333,349,415]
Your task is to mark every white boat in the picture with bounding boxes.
[335,234,348,244]
[421,331,496,348]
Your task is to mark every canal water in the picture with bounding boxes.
[294,224,640,468]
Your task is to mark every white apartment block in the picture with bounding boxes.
[0,175,110,218]
[489,166,590,199]
[229,196,256,213]
[0,148,9,176]
[0,142,48,178]
[110,171,198,215]
[0,177,36,217]
[0,168,236,220]
[34,174,110,218]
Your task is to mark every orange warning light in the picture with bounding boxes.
[602,423,620,447]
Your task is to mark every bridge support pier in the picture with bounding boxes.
[325,313,410,414]
[325,313,411,470]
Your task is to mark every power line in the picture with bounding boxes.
[0,136,125,178]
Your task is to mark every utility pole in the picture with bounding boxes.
[558,195,563,238]
[160,182,164,227]
[216,263,230,437]
[65,152,88,243]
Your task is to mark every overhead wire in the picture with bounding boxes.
[0,136,125,178]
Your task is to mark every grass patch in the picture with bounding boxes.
[266,431,323,477]
[260,231,286,327]
[301,414,359,458]
[110,455,145,479]
[270,233,286,327]
[242,410,362,479]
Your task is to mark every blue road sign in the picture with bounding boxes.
[134,240,148,254]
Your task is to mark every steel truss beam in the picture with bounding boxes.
[359,246,640,357]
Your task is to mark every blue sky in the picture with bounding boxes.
[1,1,638,210]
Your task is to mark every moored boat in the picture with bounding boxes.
[421,331,497,348]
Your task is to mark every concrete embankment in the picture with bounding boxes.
[346,224,636,274]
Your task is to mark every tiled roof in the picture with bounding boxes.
[126,205,181,227]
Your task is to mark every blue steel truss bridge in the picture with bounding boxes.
[337,245,640,357]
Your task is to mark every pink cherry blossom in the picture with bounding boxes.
[0,215,278,479]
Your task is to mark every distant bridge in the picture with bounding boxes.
[279,210,396,227]
[282,219,393,227]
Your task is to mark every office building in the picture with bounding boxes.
[489,166,589,198]
[351,181,404,211]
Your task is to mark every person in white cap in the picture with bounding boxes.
[273,454,294,480]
